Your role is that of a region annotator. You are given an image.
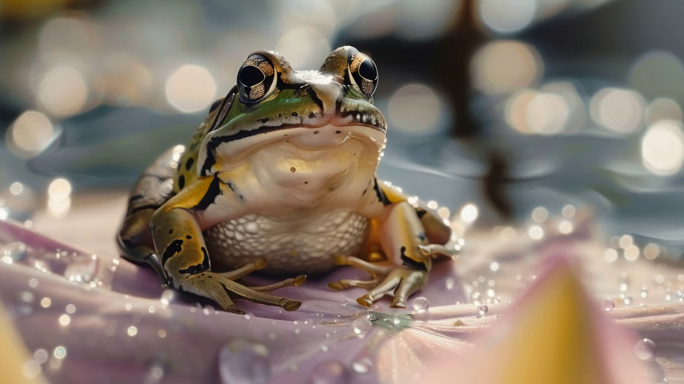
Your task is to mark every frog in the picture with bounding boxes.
[117,46,455,314]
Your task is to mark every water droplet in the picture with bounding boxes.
[1,242,26,261]
[294,328,301,334]
[65,304,76,314]
[352,357,373,374]
[310,361,348,384]
[33,349,48,364]
[144,360,165,384]
[203,306,216,315]
[489,262,500,272]
[127,326,138,336]
[64,255,99,283]
[157,329,167,338]
[601,298,615,312]
[19,291,34,303]
[23,360,41,378]
[28,278,39,288]
[411,297,429,313]
[477,305,489,317]
[219,340,271,384]
[352,314,372,335]
[160,290,175,307]
[58,314,71,326]
[53,346,67,359]
[445,278,455,290]
[634,338,656,360]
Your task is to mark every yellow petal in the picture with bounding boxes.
[0,303,47,384]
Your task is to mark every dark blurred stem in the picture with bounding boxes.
[435,0,484,138]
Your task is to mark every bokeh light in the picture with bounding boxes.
[645,98,683,125]
[275,0,337,39]
[630,51,684,103]
[526,91,570,135]
[460,203,479,224]
[641,120,684,176]
[479,0,537,34]
[505,87,572,135]
[101,54,154,106]
[275,27,331,69]
[165,65,217,113]
[38,15,98,60]
[387,83,442,133]
[7,110,57,158]
[47,178,72,218]
[589,88,645,134]
[472,41,542,95]
[395,0,459,40]
[37,66,89,117]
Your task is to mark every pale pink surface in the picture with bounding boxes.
[0,201,682,383]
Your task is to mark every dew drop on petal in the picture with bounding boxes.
[634,338,656,361]
[160,290,175,307]
[64,255,99,283]
[352,314,372,335]
[352,357,373,374]
[22,360,41,379]
[219,340,271,384]
[445,277,455,290]
[33,349,48,364]
[477,305,489,317]
[53,346,67,359]
[601,298,615,312]
[1,242,26,261]
[19,291,34,303]
[310,361,348,384]
[145,361,165,383]
[411,297,429,313]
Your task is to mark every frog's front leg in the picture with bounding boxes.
[153,176,303,314]
[330,201,433,308]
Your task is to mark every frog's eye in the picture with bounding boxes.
[237,54,277,103]
[347,50,378,98]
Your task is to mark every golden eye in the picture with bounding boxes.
[237,54,277,103]
[347,49,378,98]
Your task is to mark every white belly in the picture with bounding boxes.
[204,209,369,274]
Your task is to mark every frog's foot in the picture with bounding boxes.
[179,265,303,314]
[328,255,427,308]
[418,244,460,260]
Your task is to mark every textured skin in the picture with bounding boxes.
[118,46,454,312]
[205,210,369,274]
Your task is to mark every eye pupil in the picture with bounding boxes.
[359,59,377,81]
[239,66,265,87]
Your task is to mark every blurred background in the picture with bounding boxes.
[1,0,683,264]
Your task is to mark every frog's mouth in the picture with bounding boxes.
[200,122,385,174]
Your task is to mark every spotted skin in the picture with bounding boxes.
[118,46,454,313]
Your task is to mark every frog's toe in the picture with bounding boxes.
[328,278,378,291]
[418,244,460,260]
[250,275,307,292]
[390,270,425,308]
[332,255,392,276]
[181,272,302,313]
[352,269,427,308]
[218,258,269,280]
